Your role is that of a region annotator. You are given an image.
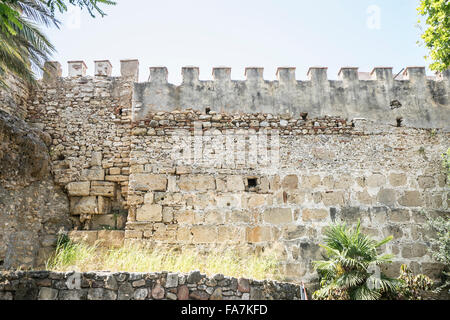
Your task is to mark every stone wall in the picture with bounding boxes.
[125,110,449,283]
[133,66,450,129]
[0,73,29,120]
[0,271,303,300]
[25,61,138,231]
[1,59,449,285]
[0,110,71,269]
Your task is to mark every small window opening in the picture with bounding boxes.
[300,112,308,120]
[396,117,403,127]
[205,108,211,114]
[247,178,258,188]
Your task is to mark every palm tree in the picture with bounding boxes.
[0,0,115,88]
[0,0,57,87]
[312,221,401,300]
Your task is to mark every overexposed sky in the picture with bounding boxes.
[43,0,430,83]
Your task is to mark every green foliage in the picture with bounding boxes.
[312,221,401,300]
[0,0,115,87]
[46,242,282,281]
[426,210,450,292]
[443,147,450,185]
[391,264,434,300]
[0,0,56,87]
[417,0,450,72]
[45,0,116,18]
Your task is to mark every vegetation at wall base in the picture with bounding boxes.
[312,221,435,300]
[45,235,283,282]
[312,221,399,300]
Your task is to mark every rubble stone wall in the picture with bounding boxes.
[0,270,303,300]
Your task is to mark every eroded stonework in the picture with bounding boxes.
[0,60,449,285]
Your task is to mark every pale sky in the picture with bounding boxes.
[43,0,431,83]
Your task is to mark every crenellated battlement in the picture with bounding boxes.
[41,60,450,129]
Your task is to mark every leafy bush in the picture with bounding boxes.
[426,213,450,293]
[312,221,437,300]
[312,221,401,300]
[390,264,434,300]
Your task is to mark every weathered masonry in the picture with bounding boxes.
[0,270,304,300]
[0,59,449,285]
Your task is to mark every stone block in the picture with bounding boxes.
[109,167,121,175]
[398,191,423,207]
[81,167,105,181]
[367,173,386,188]
[97,230,124,248]
[90,181,116,197]
[144,192,154,204]
[178,175,216,191]
[402,243,428,258]
[66,182,90,196]
[166,273,178,288]
[124,230,143,239]
[90,214,117,229]
[136,204,162,222]
[105,175,129,182]
[246,226,272,242]
[70,196,97,215]
[263,208,292,224]
[377,189,396,206]
[131,174,167,191]
[322,191,345,206]
[127,194,144,206]
[389,209,410,223]
[370,206,388,224]
[216,194,241,208]
[227,210,251,224]
[247,194,266,208]
[68,231,98,246]
[97,196,111,214]
[301,175,321,188]
[226,176,245,191]
[281,225,308,240]
[357,190,374,205]
[175,210,195,224]
[90,152,103,166]
[191,226,218,243]
[218,226,245,242]
[302,208,328,222]
[383,225,403,239]
[418,176,435,189]
[204,210,224,224]
[38,287,58,300]
[177,285,189,300]
[282,175,298,190]
[421,263,445,280]
[389,173,407,187]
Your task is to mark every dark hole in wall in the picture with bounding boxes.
[205,108,211,114]
[58,154,65,161]
[247,178,258,188]
[300,112,308,120]
[396,117,403,127]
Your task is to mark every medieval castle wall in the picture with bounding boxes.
[0,60,449,285]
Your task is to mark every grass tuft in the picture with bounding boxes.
[46,240,284,281]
